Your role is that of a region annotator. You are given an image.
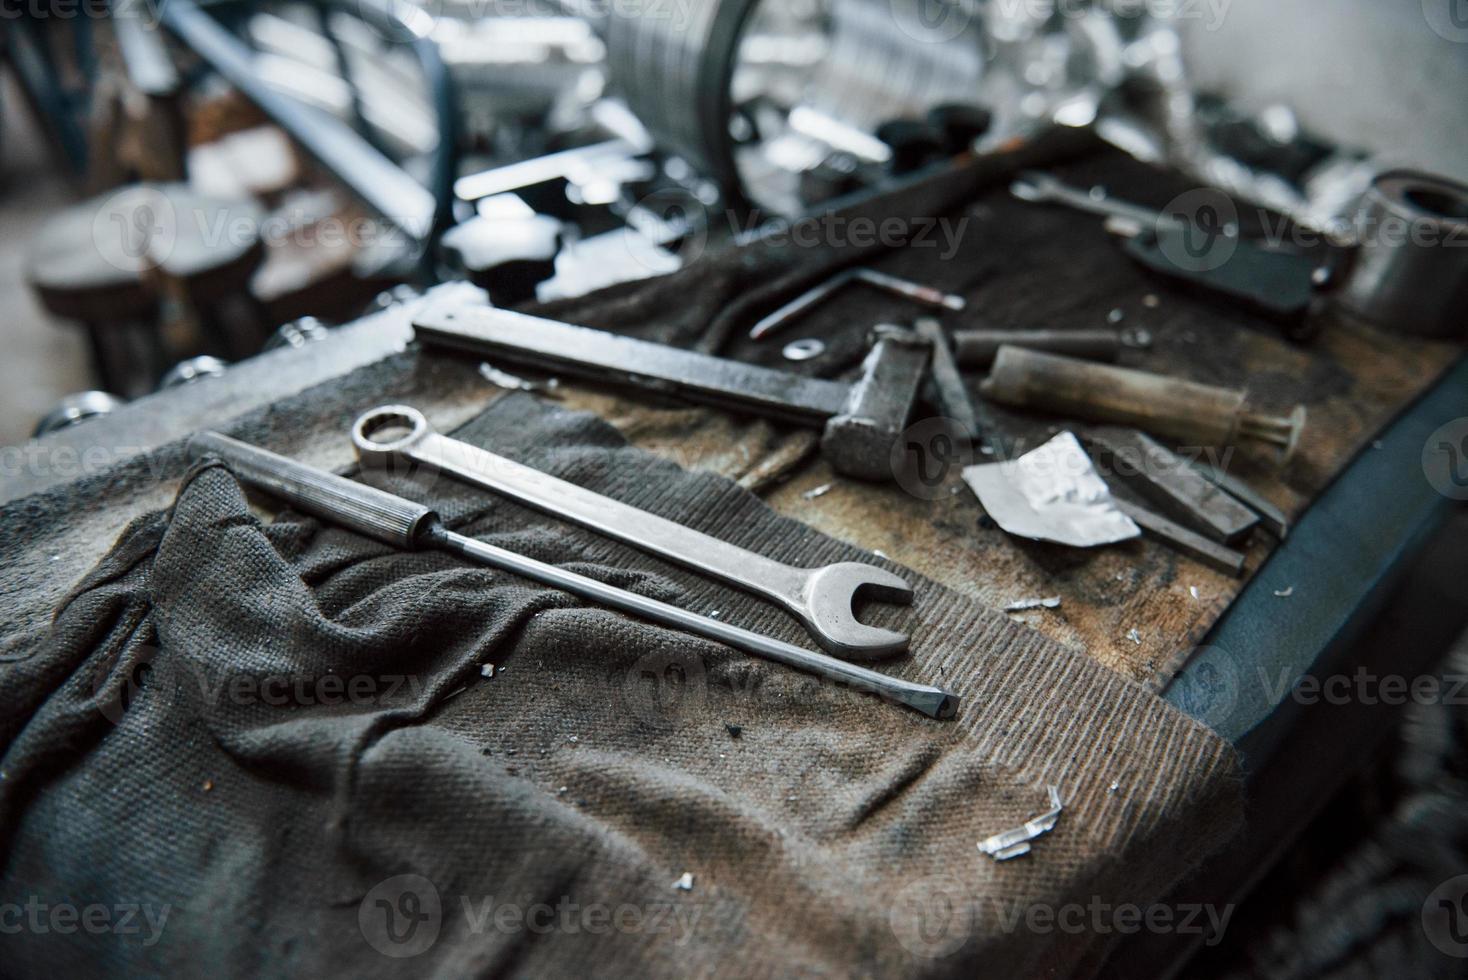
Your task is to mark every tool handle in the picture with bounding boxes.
[188,431,439,549]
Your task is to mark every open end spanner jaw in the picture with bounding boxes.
[800,563,914,661]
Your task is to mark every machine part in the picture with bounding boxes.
[781,338,825,361]
[1014,171,1320,334]
[353,405,913,659]
[188,431,956,719]
[413,306,932,481]
[452,139,650,204]
[927,103,993,155]
[1112,219,1321,335]
[31,391,127,438]
[980,347,1307,464]
[1188,460,1289,539]
[1110,496,1247,578]
[264,316,330,351]
[951,326,1149,368]
[600,0,760,193]
[749,267,965,341]
[161,0,438,245]
[1081,427,1258,545]
[874,119,943,173]
[157,355,228,390]
[601,0,983,213]
[1335,169,1468,338]
[961,432,1141,549]
[913,318,980,445]
[440,213,562,307]
[978,786,1063,861]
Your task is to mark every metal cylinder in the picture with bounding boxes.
[602,0,760,190]
[1336,169,1468,338]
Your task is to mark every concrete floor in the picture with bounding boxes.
[0,74,93,447]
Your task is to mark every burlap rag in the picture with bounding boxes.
[0,394,1240,977]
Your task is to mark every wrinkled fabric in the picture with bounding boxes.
[0,395,1240,977]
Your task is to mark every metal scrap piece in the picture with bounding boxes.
[479,362,561,397]
[1111,496,1248,577]
[1081,427,1258,544]
[962,432,1141,548]
[1004,596,1061,612]
[1188,460,1290,538]
[978,786,1063,861]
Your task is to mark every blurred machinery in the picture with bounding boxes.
[14,0,1465,432]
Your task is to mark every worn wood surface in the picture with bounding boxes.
[532,143,1463,689]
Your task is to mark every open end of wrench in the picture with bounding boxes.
[802,563,914,661]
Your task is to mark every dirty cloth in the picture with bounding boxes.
[0,395,1240,977]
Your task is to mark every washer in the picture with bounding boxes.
[782,338,826,361]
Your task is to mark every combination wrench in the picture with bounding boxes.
[351,405,914,660]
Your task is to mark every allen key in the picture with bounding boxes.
[187,431,958,720]
[749,267,965,341]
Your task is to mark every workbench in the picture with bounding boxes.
[3,134,1465,977]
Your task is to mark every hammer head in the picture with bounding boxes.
[821,327,932,481]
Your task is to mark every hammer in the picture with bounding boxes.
[413,306,932,481]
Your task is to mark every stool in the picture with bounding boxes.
[25,182,265,396]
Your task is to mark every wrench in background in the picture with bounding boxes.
[352,405,915,660]
[1009,170,1191,232]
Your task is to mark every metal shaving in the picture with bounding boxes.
[479,362,561,397]
[802,483,833,500]
[672,872,695,891]
[978,786,1064,861]
[1004,596,1062,612]
[1274,586,1295,597]
[1126,628,1142,645]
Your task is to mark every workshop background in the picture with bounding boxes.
[3,0,1468,977]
